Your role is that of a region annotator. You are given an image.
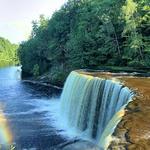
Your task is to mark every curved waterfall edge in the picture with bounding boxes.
[55,71,134,150]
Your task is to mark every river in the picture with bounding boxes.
[2,66,149,150]
[0,66,66,150]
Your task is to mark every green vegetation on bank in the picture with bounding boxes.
[0,37,19,67]
[18,0,150,85]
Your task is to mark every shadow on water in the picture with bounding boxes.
[0,66,66,150]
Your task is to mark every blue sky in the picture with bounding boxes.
[0,0,67,44]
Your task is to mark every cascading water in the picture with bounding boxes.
[60,71,134,149]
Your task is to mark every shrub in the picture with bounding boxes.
[32,64,40,77]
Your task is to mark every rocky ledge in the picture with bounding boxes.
[78,71,150,150]
[109,77,150,150]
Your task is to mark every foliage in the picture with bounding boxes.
[18,0,150,83]
[0,37,19,67]
[32,64,40,77]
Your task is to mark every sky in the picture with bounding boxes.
[0,0,67,44]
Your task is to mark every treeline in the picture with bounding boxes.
[0,37,19,67]
[18,0,150,84]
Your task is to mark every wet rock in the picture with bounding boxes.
[109,77,150,149]
[127,101,141,112]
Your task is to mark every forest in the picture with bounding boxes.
[0,37,19,67]
[18,0,150,85]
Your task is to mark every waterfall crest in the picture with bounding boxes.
[60,71,133,149]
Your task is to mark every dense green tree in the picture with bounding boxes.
[122,0,150,66]
[18,0,150,84]
[0,37,19,67]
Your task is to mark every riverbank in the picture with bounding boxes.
[22,80,63,90]
[22,70,69,87]
[22,66,150,89]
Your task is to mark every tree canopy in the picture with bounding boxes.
[0,37,19,67]
[18,0,150,84]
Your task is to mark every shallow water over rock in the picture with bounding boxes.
[78,70,150,149]
[110,77,150,150]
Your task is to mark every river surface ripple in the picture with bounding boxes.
[0,66,66,150]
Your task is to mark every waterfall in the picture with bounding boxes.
[60,71,133,149]
[0,66,21,80]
